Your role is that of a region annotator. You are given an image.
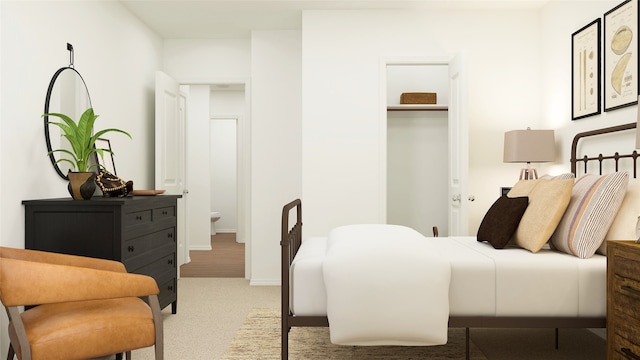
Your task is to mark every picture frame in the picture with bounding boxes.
[572,18,601,120]
[604,0,639,111]
[94,137,117,175]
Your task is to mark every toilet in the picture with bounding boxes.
[210,212,221,235]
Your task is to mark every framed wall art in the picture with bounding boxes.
[572,18,601,120]
[94,137,117,175]
[604,0,639,111]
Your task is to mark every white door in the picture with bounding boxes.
[155,71,189,269]
[447,54,469,235]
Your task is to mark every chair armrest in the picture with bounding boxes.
[0,258,159,307]
[0,246,126,272]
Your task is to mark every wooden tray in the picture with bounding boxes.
[130,190,166,196]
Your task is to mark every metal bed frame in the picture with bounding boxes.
[281,122,638,359]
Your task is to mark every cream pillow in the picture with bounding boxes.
[598,177,640,255]
[507,178,574,253]
[551,172,628,258]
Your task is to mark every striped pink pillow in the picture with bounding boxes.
[550,172,628,258]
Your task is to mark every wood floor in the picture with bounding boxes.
[179,233,245,278]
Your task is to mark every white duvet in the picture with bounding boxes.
[322,224,451,346]
[290,229,607,347]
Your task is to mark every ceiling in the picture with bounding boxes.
[119,0,550,39]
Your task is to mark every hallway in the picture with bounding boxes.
[180,234,244,277]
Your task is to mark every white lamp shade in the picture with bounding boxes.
[503,129,555,163]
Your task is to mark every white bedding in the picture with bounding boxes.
[322,224,450,346]
[290,235,606,319]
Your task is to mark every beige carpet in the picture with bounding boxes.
[96,278,605,359]
[220,309,487,359]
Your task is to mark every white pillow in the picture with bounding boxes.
[599,177,640,255]
[550,172,628,258]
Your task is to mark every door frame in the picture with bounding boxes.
[209,115,244,242]
[379,55,468,235]
[178,78,252,279]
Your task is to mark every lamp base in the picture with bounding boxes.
[519,168,538,180]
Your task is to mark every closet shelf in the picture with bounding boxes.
[387,104,448,111]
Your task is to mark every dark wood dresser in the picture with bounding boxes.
[23,195,181,313]
[607,240,640,359]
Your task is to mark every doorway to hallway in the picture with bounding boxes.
[180,233,245,277]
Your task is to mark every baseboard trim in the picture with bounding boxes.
[189,245,213,251]
[249,278,280,286]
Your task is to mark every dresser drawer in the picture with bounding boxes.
[612,275,640,319]
[134,252,176,279]
[123,227,176,261]
[612,312,640,346]
[153,206,175,221]
[612,253,640,281]
[611,332,640,359]
[157,276,177,310]
[124,209,153,228]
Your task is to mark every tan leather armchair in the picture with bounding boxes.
[0,247,163,360]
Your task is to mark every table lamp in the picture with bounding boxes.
[503,128,555,180]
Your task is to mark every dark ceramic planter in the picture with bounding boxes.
[67,171,96,200]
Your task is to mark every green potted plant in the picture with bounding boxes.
[44,107,131,200]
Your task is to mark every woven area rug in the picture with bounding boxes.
[220,309,487,359]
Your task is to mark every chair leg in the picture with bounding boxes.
[126,351,132,360]
[116,353,122,360]
[465,328,470,360]
[7,344,15,360]
[148,295,164,360]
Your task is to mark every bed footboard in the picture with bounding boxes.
[281,199,330,359]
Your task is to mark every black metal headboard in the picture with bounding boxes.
[570,122,638,178]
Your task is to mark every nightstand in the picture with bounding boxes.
[607,240,640,359]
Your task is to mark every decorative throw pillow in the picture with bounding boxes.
[508,178,574,253]
[477,195,529,249]
[507,179,541,197]
[540,173,576,180]
[550,171,629,258]
[599,178,640,255]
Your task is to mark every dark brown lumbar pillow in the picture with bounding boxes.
[477,195,529,249]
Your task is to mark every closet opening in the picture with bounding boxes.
[386,64,450,237]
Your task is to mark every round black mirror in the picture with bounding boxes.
[43,66,92,180]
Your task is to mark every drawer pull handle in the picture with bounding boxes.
[168,285,174,291]
[167,233,173,238]
[168,259,173,265]
[135,215,143,221]
[162,210,168,215]
[128,245,135,252]
[621,285,640,296]
[622,348,640,360]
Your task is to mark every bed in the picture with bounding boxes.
[280,122,639,359]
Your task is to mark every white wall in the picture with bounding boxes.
[1,0,162,355]
[250,30,302,285]
[164,39,251,83]
[302,9,544,238]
